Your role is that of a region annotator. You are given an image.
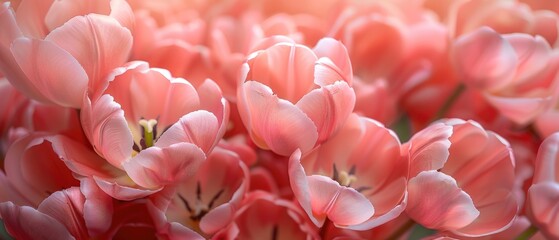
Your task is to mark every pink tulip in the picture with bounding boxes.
[526,132,559,239]
[213,191,319,240]
[405,119,517,237]
[165,145,250,236]
[289,114,407,230]
[451,27,559,125]
[0,0,134,108]
[81,61,229,193]
[535,105,559,138]
[1,133,80,207]
[237,37,355,156]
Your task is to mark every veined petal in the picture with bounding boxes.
[238,81,318,156]
[11,38,88,108]
[307,175,374,226]
[313,38,353,86]
[155,110,220,154]
[45,14,132,94]
[37,188,88,239]
[296,81,355,143]
[123,143,206,189]
[44,0,111,31]
[0,202,75,240]
[407,171,480,231]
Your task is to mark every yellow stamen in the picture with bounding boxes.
[139,119,158,148]
[338,170,357,187]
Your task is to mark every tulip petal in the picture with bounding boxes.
[504,34,552,86]
[0,202,74,240]
[407,171,479,230]
[245,43,317,102]
[238,81,318,156]
[155,110,220,154]
[200,203,235,234]
[37,188,88,239]
[123,142,206,189]
[14,0,53,38]
[80,178,114,237]
[93,176,161,201]
[44,0,111,31]
[307,175,374,226]
[451,27,517,91]
[313,38,353,85]
[484,94,553,125]
[406,122,452,177]
[296,81,355,143]
[528,182,559,239]
[11,38,89,108]
[45,14,132,94]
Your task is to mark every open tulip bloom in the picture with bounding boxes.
[0,0,559,239]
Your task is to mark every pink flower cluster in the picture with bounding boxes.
[0,0,558,239]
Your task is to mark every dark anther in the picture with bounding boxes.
[178,194,193,213]
[208,189,225,209]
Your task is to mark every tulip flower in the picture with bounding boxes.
[80,61,229,197]
[289,114,408,230]
[0,0,134,108]
[237,37,355,156]
[405,119,517,237]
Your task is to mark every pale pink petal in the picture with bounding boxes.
[244,43,317,102]
[288,149,321,226]
[296,81,355,143]
[534,132,559,183]
[37,188,88,239]
[80,178,114,237]
[505,34,552,85]
[0,202,74,240]
[535,111,559,139]
[11,38,89,108]
[200,203,235,234]
[155,110,220,154]
[531,11,559,47]
[307,175,374,226]
[312,38,353,85]
[197,79,230,142]
[484,93,553,125]
[14,0,54,38]
[238,81,318,156]
[93,176,161,201]
[44,0,111,31]
[45,14,132,94]
[528,182,559,239]
[407,171,479,231]
[406,122,452,177]
[123,142,206,189]
[81,94,133,168]
[451,26,517,91]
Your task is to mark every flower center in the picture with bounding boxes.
[332,164,357,187]
[132,118,158,154]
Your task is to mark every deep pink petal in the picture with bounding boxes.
[0,201,74,240]
[238,81,318,156]
[123,143,206,189]
[407,171,479,231]
[11,38,89,108]
[37,188,88,239]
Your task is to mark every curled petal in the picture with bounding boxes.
[123,143,206,189]
[307,175,374,227]
[0,202,74,240]
[155,110,220,154]
[313,38,353,85]
[296,81,355,143]
[407,171,479,231]
[527,182,559,239]
[406,122,452,177]
[238,81,318,156]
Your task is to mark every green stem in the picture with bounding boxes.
[386,219,415,240]
[432,84,466,122]
[515,225,538,240]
